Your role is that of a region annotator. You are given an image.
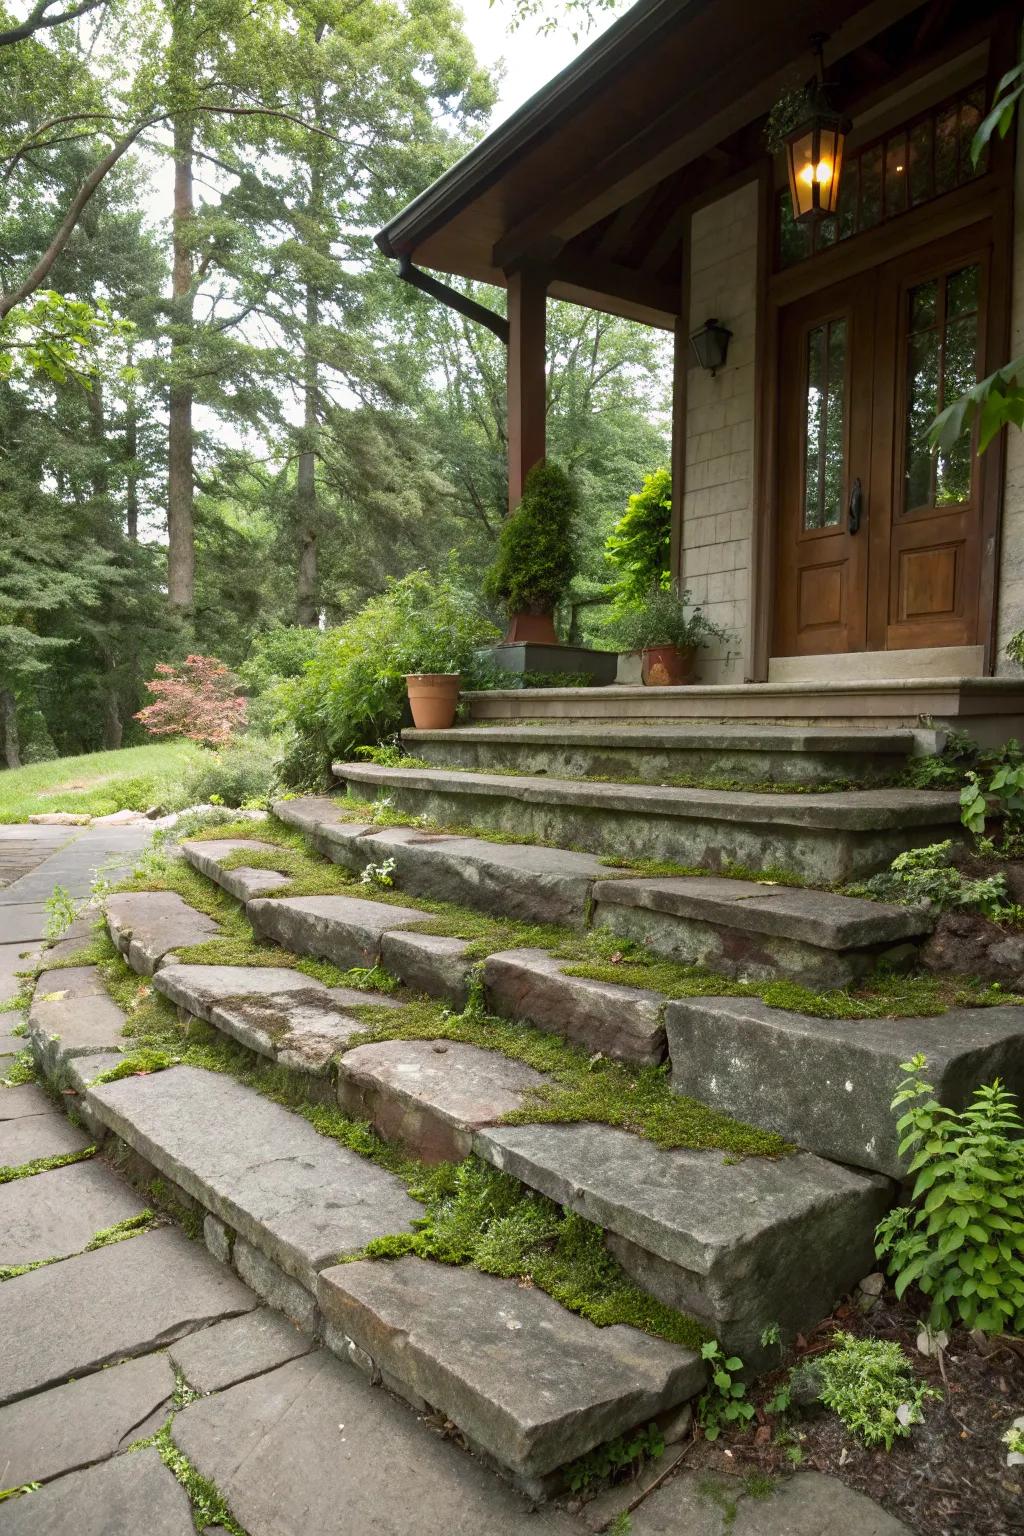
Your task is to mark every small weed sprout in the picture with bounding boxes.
[697,1341,754,1440]
[564,1422,665,1494]
[1003,1417,1024,1466]
[360,857,397,889]
[44,884,80,940]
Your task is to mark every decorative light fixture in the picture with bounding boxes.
[783,36,851,224]
[689,318,732,376]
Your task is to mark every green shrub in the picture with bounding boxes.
[238,625,325,735]
[176,735,280,809]
[816,1333,937,1450]
[849,841,1013,918]
[484,461,578,615]
[875,1055,1024,1335]
[279,567,498,787]
[604,468,672,607]
[605,586,733,652]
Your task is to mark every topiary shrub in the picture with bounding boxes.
[484,460,578,616]
[604,468,672,608]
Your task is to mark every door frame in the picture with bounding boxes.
[750,40,1016,680]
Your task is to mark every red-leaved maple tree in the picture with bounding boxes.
[135,655,247,748]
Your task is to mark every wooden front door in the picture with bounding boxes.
[774,225,991,657]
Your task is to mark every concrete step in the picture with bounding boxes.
[474,1121,890,1359]
[592,876,933,988]
[403,723,917,786]
[333,763,962,882]
[317,1254,704,1495]
[665,995,1024,1178]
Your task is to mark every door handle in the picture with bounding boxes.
[849,477,863,535]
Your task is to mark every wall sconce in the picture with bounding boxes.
[689,318,732,376]
[783,38,850,224]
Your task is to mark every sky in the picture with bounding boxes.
[459,3,621,125]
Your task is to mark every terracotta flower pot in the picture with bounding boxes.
[405,673,461,729]
[503,611,559,645]
[641,644,696,686]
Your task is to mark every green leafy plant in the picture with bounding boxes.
[816,1332,938,1451]
[605,586,733,653]
[960,747,1024,851]
[763,82,816,152]
[484,460,578,616]
[564,1422,665,1494]
[849,841,1013,919]
[697,1341,754,1440]
[875,1055,1024,1335]
[1003,1416,1024,1466]
[44,884,80,941]
[604,468,671,607]
[176,735,280,811]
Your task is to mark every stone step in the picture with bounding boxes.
[86,1065,422,1302]
[105,889,223,973]
[317,1254,704,1494]
[665,996,1024,1178]
[28,964,129,1080]
[473,1121,890,1358]
[403,723,917,786]
[179,838,293,901]
[333,763,962,882]
[592,876,932,988]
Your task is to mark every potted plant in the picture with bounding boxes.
[606,587,733,686]
[484,460,578,644]
[398,571,500,730]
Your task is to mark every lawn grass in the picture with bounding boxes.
[0,743,199,824]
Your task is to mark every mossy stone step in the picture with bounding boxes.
[666,995,1024,1177]
[473,1122,890,1358]
[247,892,428,970]
[29,965,128,1078]
[86,1066,421,1295]
[333,763,962,883]
[180,838,292,901]
[317,1253,704,1493]
[105,890,222,973]
[482,948,666,1065]
[403,722,916,787]
[592,876,932,988]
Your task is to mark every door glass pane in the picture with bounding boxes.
[908,118,933,205]
[904,264,980,512]
[885,133,908,216]
[804,318,846,530]
[935,105,958,193]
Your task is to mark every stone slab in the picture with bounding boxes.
[0,903,51,942]
[3,824,152,903]
[336,1038,549,1162]
[28,981,127,1075]
[105,889,222,973]
[154,961,327,1016]
[627,1469,912,1535]
[168,1305,313,1393]
[0,1156,148,1267]
[87,1066,421,1290]
[0,1081,53,1120]
[0,1110,91,1169]
[666,996,1024,1177]
[0,1224,256,1405]
[247,892,427,969]
[0,940,40,1002]
[483,947,666,1065]
[476,1123,890,1355]
[34,963,107,999]
[183,838,293,900]
[319,1255,702,1481]
[379,928,474,1005]
[1,1446,196,1534]
[0,1350,175,1488]
[170,1349,582,1534]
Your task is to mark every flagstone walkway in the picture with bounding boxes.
[0,821,912,1535]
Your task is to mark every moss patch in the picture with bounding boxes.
[0,1145,96,1184]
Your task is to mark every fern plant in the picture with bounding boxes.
[875,1055,1024,1335]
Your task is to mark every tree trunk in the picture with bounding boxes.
[0,689,20,770]
[102,687,122,749]
[167,112,195,610]
[125,347,139,541]
[295,280,319,626]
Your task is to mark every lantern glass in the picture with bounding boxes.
[785,113,847,223]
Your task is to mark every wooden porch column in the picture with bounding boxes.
[670,315,688,587]
[505,265,548,513]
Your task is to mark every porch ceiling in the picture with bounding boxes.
[376,0,946,327]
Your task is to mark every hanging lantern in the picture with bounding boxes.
[782,41,851,224]
[689,318,732,376]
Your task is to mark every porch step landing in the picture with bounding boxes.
[331,764,961,883]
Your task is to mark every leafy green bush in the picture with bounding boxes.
[176,736,280,810]
[238,625,325,735]
[604,468,671,607]
[849,841,1013,918]
[279,567,498,787]
[816,1333,937,1450]
[484,461,578,615]
[961,747,1024,853]
[875,1055,1024,1335]
[605,586,732,652]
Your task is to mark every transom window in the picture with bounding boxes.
[778,84,988,269]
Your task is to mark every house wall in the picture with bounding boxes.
[995,102,1024,673]
[679,179,759,683]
